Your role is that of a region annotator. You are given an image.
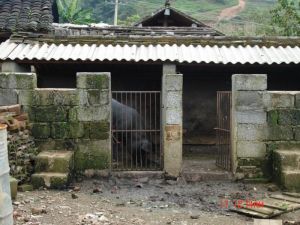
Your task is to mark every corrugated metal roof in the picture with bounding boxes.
[0,40,299,64]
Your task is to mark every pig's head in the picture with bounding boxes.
[140,139,152,153]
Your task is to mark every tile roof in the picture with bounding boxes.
[0,0,56,32]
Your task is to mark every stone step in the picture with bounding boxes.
[35,151,74,173]
[273,150,300,171]
[280,170,300,192]
[31,172,69,189]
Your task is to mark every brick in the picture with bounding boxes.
[34,106,68,122]
[267,125,293,141]
[69,122,85,138]
[235,91,265,111]
[237,124,266,141]
[237,141,266,158]
[0,73,36,89]
[264,92,295,109]
[232,74,267,91]
[89,121,110,139]
[0,89,18,106]
[51,122,70,139]
[76,72,110,89]
[278,109,300,125]
[236,111,266,124]
[18,90,34,106]
[295,93,300,108]
[32,89,78,106]
[31,123,50,139]
[294,127,300,141]
[77,106,110,122]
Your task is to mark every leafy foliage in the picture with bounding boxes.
[57,0,95,24]
[270,0,300,36]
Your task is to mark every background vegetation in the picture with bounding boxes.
[57,0,300,36]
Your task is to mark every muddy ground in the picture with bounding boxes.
[13,178,300,225]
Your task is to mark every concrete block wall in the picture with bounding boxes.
[0,72,111,173]
[232,74,268,179]
[232,74,300,180]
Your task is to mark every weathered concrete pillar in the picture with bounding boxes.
[1,61,30,73]
[231,74,268,179]
[162,72,183,177]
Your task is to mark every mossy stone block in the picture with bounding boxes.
[31,175,45,189]
[32,89,79,106]
[77,73,110,89]
[31,123,50,139]
[90,121,110,139]
[75,149,110,171]
[18,184,33,192]
[34,106,68,122]
[69,122,85,138]
[267,110,278,126]
[51,122,70,139]
[87,89,100,105]
[68,107,78,121]
[267,126,293,141]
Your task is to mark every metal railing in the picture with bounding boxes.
[216,91,232,171]
[112,91,162,171]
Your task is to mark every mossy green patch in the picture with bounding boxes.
[34,106,68,122]
[268,110,278,126]
[51,122,70,139]
[69,122,85,138]
[75,149,110,171]
[31,123,50,139]
[50,176,68,189]
[31,176,45,189]
[89,121,110,139]
[86,75,109,90]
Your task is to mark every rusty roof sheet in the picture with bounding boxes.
[0,39,299,65]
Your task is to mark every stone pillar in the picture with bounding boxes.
[0,72,37,106]
[75,72,112,171]
[162,73,183,177]
[232,74,268,179]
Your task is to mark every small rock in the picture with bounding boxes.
[139,177,149,183]
[71,193,79,199]
[13,201,21,206]
[135,183,143,188]
[99,215,109,222]
[31,207,47,215]
[73,186,81,192]
[267,184,279,192]
[190,215,200,219]
[93,188,102,193]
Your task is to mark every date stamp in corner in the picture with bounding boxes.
[219,198,265,209]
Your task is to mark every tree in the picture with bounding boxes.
[270,0,300,36]
[57,0,95,24]
[118,14,140,26]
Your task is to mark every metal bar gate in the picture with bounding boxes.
[112,91,162,171]
[216,91,232,171]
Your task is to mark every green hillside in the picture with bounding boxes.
[76,0,299,36]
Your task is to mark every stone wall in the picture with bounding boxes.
[0,72,111,173]
[232,74,300,179]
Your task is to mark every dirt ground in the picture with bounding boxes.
[218,0,246,21]
[13,178,300,225]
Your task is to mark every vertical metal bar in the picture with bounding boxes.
[149,93,152,169]
[130,92,133,169]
